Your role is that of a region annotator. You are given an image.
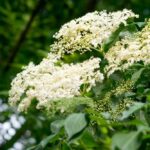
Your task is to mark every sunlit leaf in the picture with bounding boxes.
[64,113,87,139]
[50,119,64,133]
[119,102,145,120]
[112,131,141,150]
[131,68,145,82]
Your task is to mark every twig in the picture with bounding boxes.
[3,0,46,73]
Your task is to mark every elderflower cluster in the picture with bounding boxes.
[51,9,138,55]
[105,20,150,76]
[9,55,104,112]
[8,9,140,114]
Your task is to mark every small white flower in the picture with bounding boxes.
[105,20,150,76]
[9,55,104,112]
[51,9,138,55]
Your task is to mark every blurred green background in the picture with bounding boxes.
[0,0,150,149]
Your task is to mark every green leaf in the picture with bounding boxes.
[112,131,141,150]
[124,91,136,97]
[62,142,71,150]
[119,102,145,120]
[27,134,57,150]
[131,68,145,82]
[102,23,138,52]
[119,23,138,38]
[50,119,64,133]
[0,90,8,96]
[64,113,87,139]
[146,94,150,101]
[102,24,124,52]
[79,130,98,148]
[135,22,146,28]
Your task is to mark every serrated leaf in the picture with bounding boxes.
[64,113,87,139]
[112,131,141,150]
[124,91,136,97]
[102,24,124,52]
[102,23,138,52]
[50,119,64,133]
[27,134,57,150]
[119,23,138,38]
[131,68,145,82]
[119,102,145,120]
[135,22,146,28]
[79,130,98,148]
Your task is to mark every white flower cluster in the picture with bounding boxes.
[9,55,103,112]
[105,21,150,76]
[8,9,139,113]
[51,9,138,55]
